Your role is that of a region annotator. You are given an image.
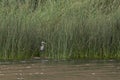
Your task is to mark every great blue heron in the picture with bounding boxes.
[40,41,46,51]
[32,41,46,59]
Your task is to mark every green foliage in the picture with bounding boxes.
[0,0,120,60]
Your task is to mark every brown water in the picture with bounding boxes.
[0,60,120,80]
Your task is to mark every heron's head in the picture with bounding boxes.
[41,41,46,45]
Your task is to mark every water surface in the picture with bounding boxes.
[0,60,120,80]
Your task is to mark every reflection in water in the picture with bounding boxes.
[0,60,120,80]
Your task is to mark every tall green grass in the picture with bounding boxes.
[0,0,120,60]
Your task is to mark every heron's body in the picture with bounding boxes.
[40,44,45,51]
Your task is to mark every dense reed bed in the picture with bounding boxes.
[0,0,120,60]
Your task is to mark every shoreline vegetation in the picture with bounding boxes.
[0,0,120,60]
